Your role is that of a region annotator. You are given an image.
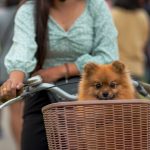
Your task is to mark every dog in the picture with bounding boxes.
[78,61,136,100]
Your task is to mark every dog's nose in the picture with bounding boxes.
[102,92,109,97]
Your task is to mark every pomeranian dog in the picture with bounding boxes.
[78,61,136,100]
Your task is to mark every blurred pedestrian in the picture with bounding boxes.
[0,0,23,149]
[144,0,150,15]
[112,0,149,81]
[144,0,150,83]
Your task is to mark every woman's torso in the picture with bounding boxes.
[44,0,94,68]
[5,0,118,74]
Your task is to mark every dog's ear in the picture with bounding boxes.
[112,61,126,73]
[84,63,99,75]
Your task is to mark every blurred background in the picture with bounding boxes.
[0,0,150,150]
[0,108,17,150]
[0,1,24,150]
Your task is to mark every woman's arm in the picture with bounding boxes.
[4,2,37,77]
[1,2,36,99]
[75,0,119,72]
[33,63,80,83]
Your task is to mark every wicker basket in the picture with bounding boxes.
[42,100,150,150]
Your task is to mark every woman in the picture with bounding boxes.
[112,0,149,81]
[0,0,118,149]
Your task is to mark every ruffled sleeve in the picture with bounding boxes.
[4,2,37,76]
[75,0,119,72]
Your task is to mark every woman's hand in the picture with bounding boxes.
[32,63,80,83]
[32,65,66,83]
[0,71,25,101]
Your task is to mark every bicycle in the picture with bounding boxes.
[1,76,150,150]
[0,75,150,109]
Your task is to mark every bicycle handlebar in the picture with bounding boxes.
[0,75,150,109]
[0,76,77,109]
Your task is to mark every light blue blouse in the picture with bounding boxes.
[5,0,119,76]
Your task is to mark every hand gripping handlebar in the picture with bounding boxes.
[0,76,77,109]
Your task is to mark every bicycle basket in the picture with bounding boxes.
[42,100,150,150]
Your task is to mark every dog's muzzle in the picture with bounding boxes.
[96,92,116,100]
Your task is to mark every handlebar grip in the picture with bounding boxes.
[0,88,23,103]
[0,95,23,109]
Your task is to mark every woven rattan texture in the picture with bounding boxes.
[42,100,150,150]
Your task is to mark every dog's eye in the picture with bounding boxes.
[109,81,118,88]
[95,83,103,89]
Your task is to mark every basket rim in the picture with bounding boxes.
[42,99,150,112]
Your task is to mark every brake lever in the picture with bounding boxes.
[24,75,43,87]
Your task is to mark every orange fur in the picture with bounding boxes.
[78,61,136,101]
